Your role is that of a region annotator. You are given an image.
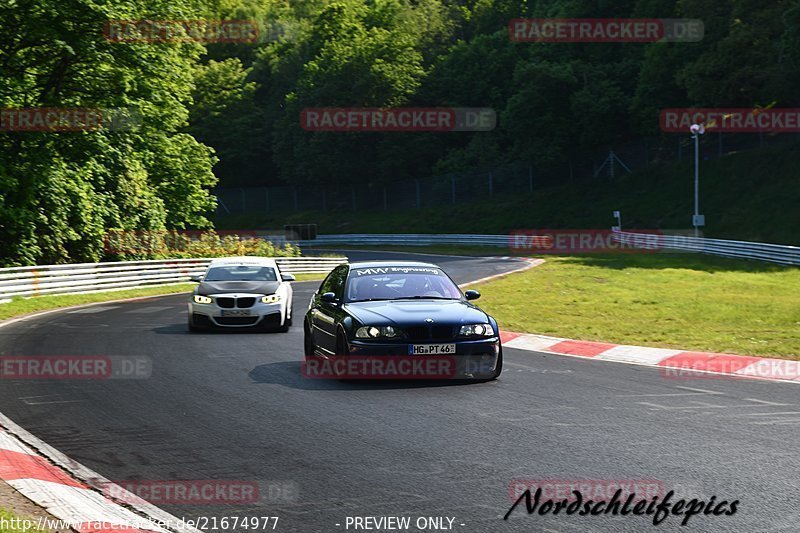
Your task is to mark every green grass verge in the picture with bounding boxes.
[0,284,195,322]
[0,509,46,533]
[291,272,326,281]
[474,253,800,359]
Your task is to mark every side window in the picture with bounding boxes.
[319,265,348,299]
[319,271,336,294]
[328,266,348,299]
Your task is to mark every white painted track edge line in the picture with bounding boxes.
[459,258,545,288]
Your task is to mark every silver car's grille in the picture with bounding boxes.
[237,297,256,308]
[214,296,257,308]
[216,297,235,308]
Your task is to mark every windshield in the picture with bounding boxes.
[204,265,277,282]
[347,267,462,302]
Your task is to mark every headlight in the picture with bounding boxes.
[193,295,212,304]
[355,325,400,339]
[261,294,281,304]
[459,324,494,337]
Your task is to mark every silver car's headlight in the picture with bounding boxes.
[459,323,494,337]
[193,295,212,304]
[355,326,400,339]
[261,294,281,304]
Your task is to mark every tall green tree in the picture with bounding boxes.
[0,0,217,265]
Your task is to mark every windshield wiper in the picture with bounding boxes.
[351,296,456,302]
[391,296,455,300]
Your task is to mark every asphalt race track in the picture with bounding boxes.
[0,251,798,532]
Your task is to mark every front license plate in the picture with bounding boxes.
[410,344,456,355]
[220,309,251,317]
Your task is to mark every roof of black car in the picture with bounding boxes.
[347,261,440,269]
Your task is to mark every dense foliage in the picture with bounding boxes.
[1,0,798,265]
[0,0,221,266]
[196,0,800,187]
[103,230,300,259]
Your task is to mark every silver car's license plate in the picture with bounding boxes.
[220,309,251,317]
[410,344,456,355]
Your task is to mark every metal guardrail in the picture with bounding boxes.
[295,232,800,266]
[611,230,800,266]
[0,257,346,300]
[296,234,509,247]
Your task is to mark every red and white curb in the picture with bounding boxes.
[499,331,800,383]
[0,413,200,533]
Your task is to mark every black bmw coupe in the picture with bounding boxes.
[303,261,503,381]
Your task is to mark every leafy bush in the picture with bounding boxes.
[103,230,300,260]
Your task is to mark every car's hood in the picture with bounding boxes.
[344,300,489,326]
[196,280,280,296]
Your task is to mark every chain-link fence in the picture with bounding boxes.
[213,132,800,215]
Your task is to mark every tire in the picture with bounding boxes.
[304,323,315,359]
[276,306,292,333]
[188,315,201,332]
[336,330,349,357]
[335,330,350,379]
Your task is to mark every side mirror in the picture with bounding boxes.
[464,289,481,301]
[189,274,203,283]
[281,273,296,282]
[320,292,338,303]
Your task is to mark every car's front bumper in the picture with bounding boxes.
[188,299,287,328]
[338,337,501,378]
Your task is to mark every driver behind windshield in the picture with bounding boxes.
[349,273,460,301]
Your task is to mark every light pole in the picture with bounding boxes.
[690,123,705,237]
